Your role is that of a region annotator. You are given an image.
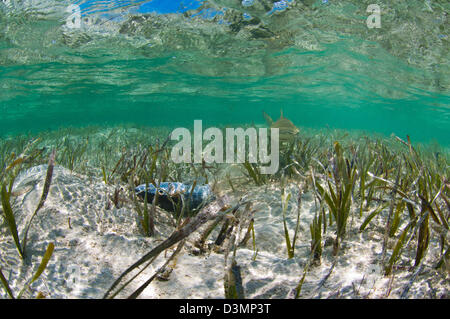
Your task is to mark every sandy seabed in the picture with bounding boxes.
[0,159,448,299]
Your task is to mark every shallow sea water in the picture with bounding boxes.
[0,0,449,300]
[0,0,449,145]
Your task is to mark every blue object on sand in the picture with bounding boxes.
[135,182,215,212]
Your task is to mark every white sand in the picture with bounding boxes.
[0,164,448,299]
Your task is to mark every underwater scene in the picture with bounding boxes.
[0,0,449,299]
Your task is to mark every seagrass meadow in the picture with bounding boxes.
[0,0,449,299]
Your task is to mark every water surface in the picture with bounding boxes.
[0,0,448,146]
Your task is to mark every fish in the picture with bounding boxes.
[263,110,299,144]
[135,182,215,213]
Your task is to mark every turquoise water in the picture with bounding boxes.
[0,0,449,146]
